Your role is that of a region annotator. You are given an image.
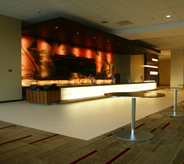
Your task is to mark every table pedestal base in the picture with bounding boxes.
[160,111,184,117]
[113,129,154,141]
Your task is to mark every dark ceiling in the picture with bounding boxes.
[22,17,160,55]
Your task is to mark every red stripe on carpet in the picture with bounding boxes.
[0,125,16,130]
[150,128,157,133]
[135,123,145,129]
[29,134,59,144]
[161,123,170,129]
[107,128,124,137]
[70,150,98,164]
[0,135,32,146]
[145,114,152,118]
[107,134,112,137]
[105,148,131,164]
[107,128,125,137]
[145,112,156,118]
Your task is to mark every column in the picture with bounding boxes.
[170,49,184,87]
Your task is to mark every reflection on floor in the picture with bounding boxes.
[0,89,184,140]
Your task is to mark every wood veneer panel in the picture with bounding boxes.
[36,91,40,103]
[33,91,37,103]
[26,89,59,104]
[39,91,44,104]
[29,91,33,103]
[43,91,47,104]
[26,90,30,102]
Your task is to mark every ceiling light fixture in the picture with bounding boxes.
[93,37,96,39]
[55,27,58,29]
[107,40,109,42]
[76,32,79,34]
[166,15,171,18]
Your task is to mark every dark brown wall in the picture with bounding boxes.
[144,54,159,84]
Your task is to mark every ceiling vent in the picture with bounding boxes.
[116,20,133,26]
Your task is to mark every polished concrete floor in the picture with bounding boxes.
[0,89,184,140]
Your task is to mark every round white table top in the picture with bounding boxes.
[104,91,165,98]
[161,87,184,90]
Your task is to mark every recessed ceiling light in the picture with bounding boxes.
[76,32,79,34]
[101,21,108,23]
[118,44,121,45]
[93,37,96,39]
[55,27,58,29]
[107,40,109,42]
[166,15,171,18]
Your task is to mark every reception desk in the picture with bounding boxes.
[60,82,157,102]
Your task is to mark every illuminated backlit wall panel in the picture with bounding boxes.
[61,82,157,101]
[21,36,114,86]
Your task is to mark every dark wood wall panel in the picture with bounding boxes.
[144,54,159,84]
[22,17,160,55]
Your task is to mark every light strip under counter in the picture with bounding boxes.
[60,82,157,101]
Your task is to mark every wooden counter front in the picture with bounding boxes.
[26,89,60,104]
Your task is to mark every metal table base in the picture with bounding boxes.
[113,98,154,141]
[160,90,184,117]
[113,129,154,141]
[161,111,184,117]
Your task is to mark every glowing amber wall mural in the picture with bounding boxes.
[21,36,114,86]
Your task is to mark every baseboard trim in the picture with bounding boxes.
[0,99,23,103]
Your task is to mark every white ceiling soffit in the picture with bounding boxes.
[109,20,184,50]
[159,50,171,60]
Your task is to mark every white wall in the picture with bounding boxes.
[170,49,184,87]
[159,59,170,85]
[114,54,130,83]
[130,54,144,82]
[0,15,22,101]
